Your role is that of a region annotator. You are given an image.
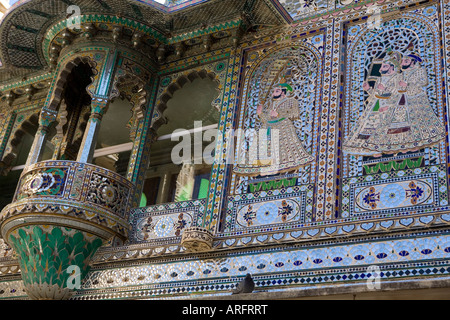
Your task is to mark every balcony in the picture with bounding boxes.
[0,160,134,299]
[1,160,134,239]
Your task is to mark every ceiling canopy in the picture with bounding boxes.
[0,0,290,81]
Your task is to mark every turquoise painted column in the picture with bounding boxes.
[25,108,58,166]
[77,48,119,164]
[0,111,15,161]
[76,99,109,163]
[0,111,16,175]
[123,76,157,209]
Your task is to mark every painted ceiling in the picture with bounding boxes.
[0,0,345,83]
[0,0,291,82]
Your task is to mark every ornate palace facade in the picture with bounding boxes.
[0,0,449,300]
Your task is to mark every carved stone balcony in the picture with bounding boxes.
[0,160,134,299]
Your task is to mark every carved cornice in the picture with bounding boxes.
[0,0,288,73]
[44,18,246,68]
[81,211,450,266]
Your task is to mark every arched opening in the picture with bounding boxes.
[0,60,94,210]
[141,76,220,207]
[92,97,133,177]
[0,113,54,210]
[57,61,94,160]
[87,73,147,177]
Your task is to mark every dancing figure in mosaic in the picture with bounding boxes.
[344,46,445,156]
[234,80,314,176]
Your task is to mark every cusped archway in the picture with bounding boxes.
[142,69,222,207]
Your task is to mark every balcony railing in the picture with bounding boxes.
[1,160,134,239]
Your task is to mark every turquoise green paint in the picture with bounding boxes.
[167,19,242,44]
[249,177,298,193]
[9,226,103,291]
[139,193,147,207]
[203,57,232,230]
[1,72,53,92]
[158,53,231,75]
[127,77,156,208]
[198,179,210,199]
[363,157,424,174]
[96,49,118,97]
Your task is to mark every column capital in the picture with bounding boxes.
[89,97,111,116]
[90,96,111,120]
[38,108,58,128]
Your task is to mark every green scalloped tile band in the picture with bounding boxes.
[9,225,103,300]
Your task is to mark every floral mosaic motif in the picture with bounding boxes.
[278,200,294,222]
[255,202,280,225]
[86,173,130,218]
[241,199,296,225]
[343,164,447,217]
[355,179,433,212]
[136,212,193,241]
[236,198,301,229]
[362,187,379,210]
[15,168,68,201]
[130,199,205,243]
[379,183,407,208]
[242,205,256,226]
[225,183,314,233]
[407,181,424,205]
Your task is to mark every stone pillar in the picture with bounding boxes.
[127,124,158,208]
[181,227,214,252]
[0,110,15,163]
[25,109,57,166]
[76,99,109,163]
[156,170,172,204]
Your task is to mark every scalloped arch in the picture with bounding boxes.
[151,69,221,132]
[1,111,40,168]
[46,55,99,112]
